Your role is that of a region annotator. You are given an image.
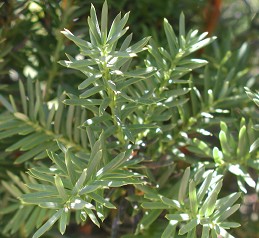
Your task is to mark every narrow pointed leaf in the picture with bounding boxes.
[88,193,116,209]
[179,218,198,235]
[65,149,77,184]
[55,175,68,201]
[59,209,68,235]
[32,209,63,238]
[178,167,190,204]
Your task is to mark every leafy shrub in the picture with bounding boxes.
[0,1,258,238]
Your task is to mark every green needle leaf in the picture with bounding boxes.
[32,209,63,238]
[179,218,198,235]
[101,0,108,42]
[201,225,210,238]
[88,193,116,209]
[54,175,68,201]
[189,180,198,215]
[72,169,87,194]
[65,149,77,185]
[59,209,69,235]
[162,220,177,238]
[178,167,190,204]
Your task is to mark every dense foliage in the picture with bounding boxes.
[0,1,258,238]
